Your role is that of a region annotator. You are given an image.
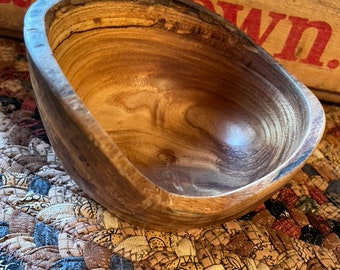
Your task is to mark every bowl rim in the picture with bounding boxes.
[23,0,326,227]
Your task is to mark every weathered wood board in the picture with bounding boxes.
[1,0,340,102]
[193,0,340,103]
[0,0,33,39]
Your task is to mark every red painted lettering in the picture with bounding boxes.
[274,16,332,67]
[0,0,31,7]
[12,0,31,7]
[240,10,286,46]
[216,1,243,25]
[192,0,215,11]
[193,0,334,68]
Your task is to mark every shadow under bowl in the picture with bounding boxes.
[24,0,325,230]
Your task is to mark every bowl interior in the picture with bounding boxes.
[46,1,308,197]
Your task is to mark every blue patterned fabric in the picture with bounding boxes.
[33,222,59,247]
[50,257,88,270]
[28,175,51,195]
[110,255,134,270]
[0,222,9,238]
[0,253,24,270]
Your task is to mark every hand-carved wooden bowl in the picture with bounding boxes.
[24,0,325,230]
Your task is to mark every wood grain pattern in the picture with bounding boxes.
[24,0,325,229]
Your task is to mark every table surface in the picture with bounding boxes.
[0,36,340,270]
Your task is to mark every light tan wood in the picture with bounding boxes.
[193,0,340,102]
[0,1,32,38]
[24,0,325,230]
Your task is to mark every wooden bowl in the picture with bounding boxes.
[24,0,325,230]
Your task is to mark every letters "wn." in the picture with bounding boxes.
[194,0,336,69]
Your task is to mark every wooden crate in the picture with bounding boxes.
[1,0,340,102]
[193,0,340,103]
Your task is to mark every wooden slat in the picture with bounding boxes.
[193,0,340,102]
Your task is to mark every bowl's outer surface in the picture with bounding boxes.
[24,0,325,230]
